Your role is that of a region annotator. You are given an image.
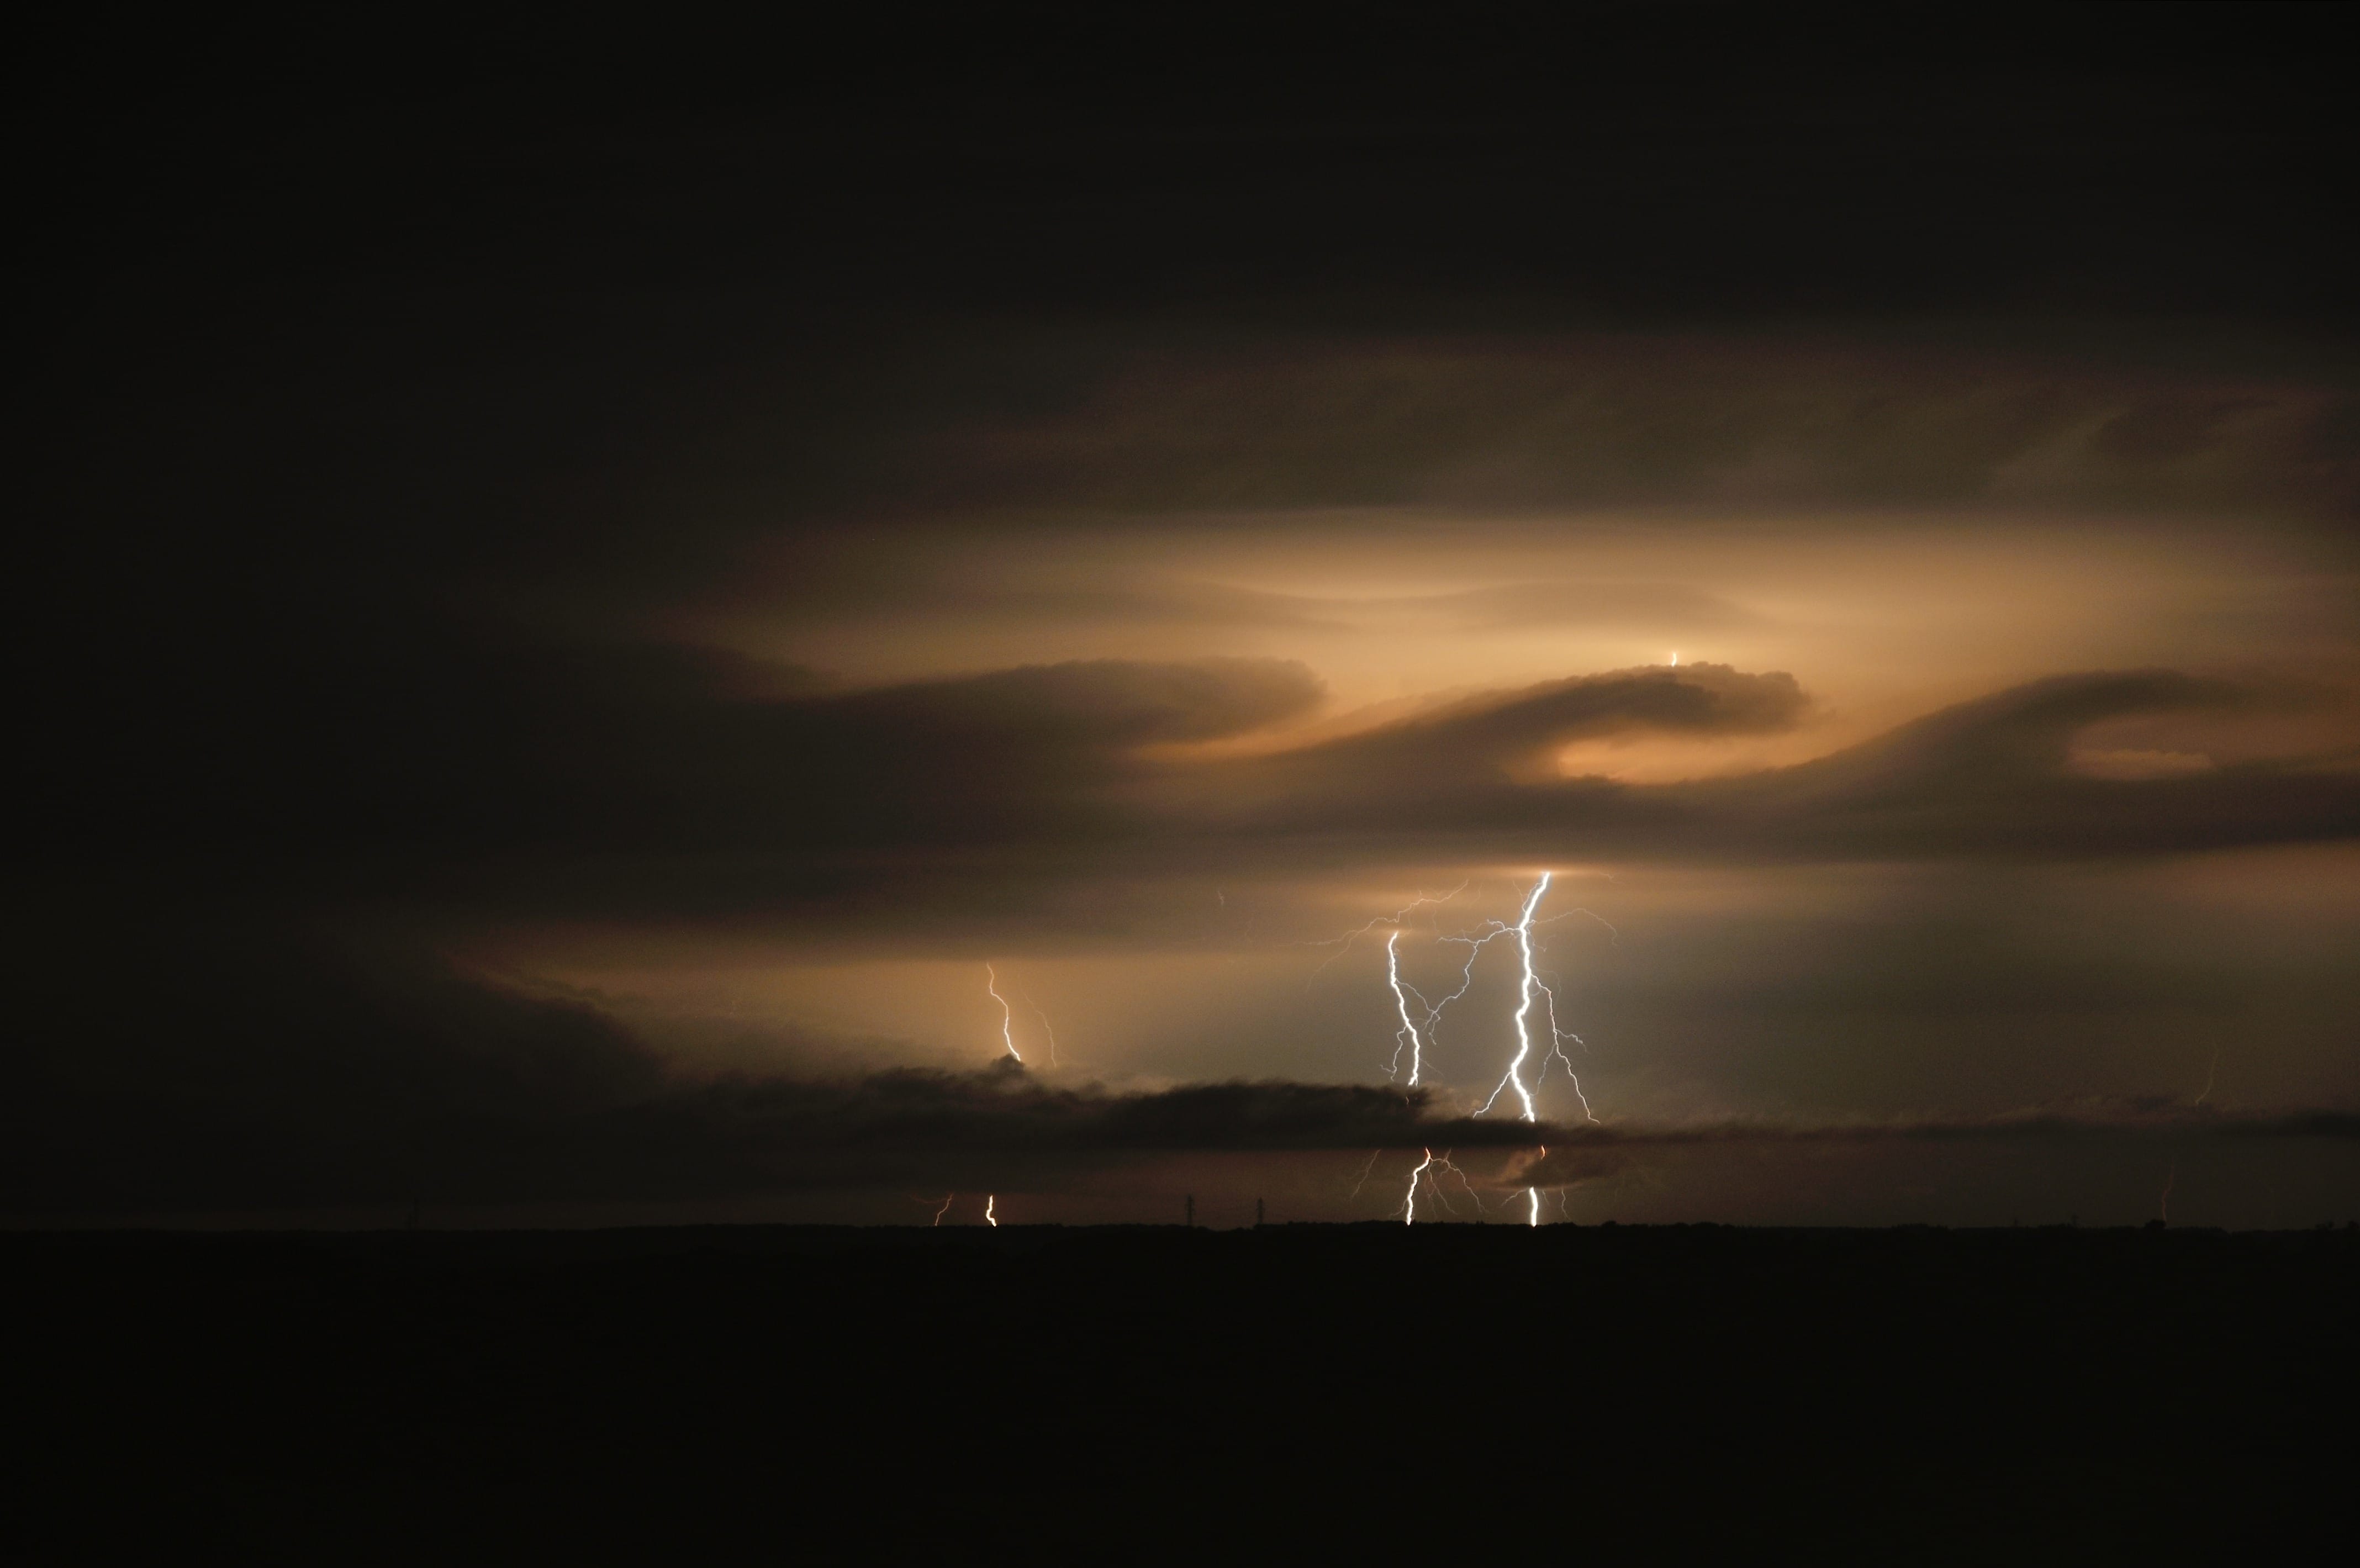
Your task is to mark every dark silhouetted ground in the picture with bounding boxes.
[8,1223,2352,1560]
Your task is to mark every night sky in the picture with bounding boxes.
[17,5,2357,1228]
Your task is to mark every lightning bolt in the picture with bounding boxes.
[1025,992,1061,1068]
[2160,1162,2175,1224]
[1423,873,1600,1226]
[1458,873,1601,1130]
[985,963,1021,1063]
[932,1192,954,1227]
[1401,1149,1434,1225]
[1307,881,1467,978]
[1385,930,1433,1085]
[1399,1148,1486,1224]
[2194,1048,2220,1106]
[1475,873,1553,1123]
[985,1195,999,1227]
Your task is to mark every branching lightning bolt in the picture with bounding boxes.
[1307,881,1467,978]
[984,963,1021,1063]
[1384,930,1434,1085]
[1420,873,1601,1226]
[1399,1148,1486,1224]
[1459,874,1601,1129]
[1474,874,1552,1123]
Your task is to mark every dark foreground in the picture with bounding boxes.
[10,1223,2354,1560]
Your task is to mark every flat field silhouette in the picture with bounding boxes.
[11,1223,2352,1559]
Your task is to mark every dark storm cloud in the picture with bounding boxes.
[16,7,2356,1222]
[85,632,1321,858]
[11,932,2346,1216]
[1504,1104,2360,1191]
[0,925,1538,1212]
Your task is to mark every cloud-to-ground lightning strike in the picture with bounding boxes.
[1400,1148,1488,1224]
[1385,930,1433,1085]
[1477,873,1555,1124]
[1025,992,1061,1068]
[1472,869,1604,1128]
[1404,872,1604,1224]
[985,1195,999,1227]
[1446,874,1601,1129]
[984,963,1021,1063]
[932,1193,955,1226]
[1401,1149,1435,1224]
[1412,884,1602,1105]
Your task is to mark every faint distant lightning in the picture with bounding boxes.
[932,1193,955,1227]
[985,1195,999,1227]
[2194,1049,2220,1106]
[985,963,1021,1062]
[1025,991,1061,1068]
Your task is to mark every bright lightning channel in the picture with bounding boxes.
[985,963,1021,1062]
[1400,1148,1485,1224]
[1477,874,1553,1123]
[1464,873,1600,1128]
[1385,930,1432,1085]
[985,1195,999,1227]
[1402,1149,1434,1224]
[1412,872,1602,1226]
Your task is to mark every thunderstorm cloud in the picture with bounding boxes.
[17,12,2358,1223]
